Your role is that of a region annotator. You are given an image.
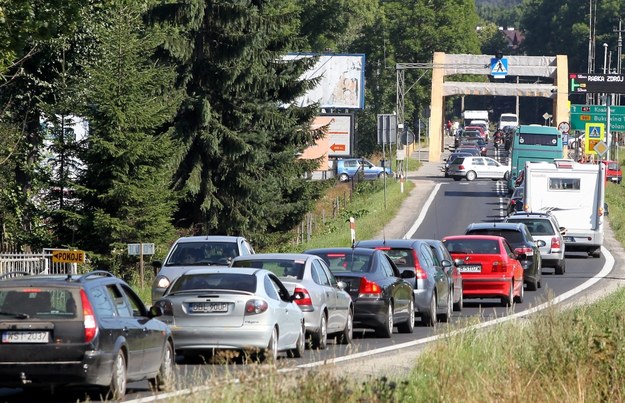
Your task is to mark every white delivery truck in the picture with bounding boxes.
[462,110,489,125]
[498,113,519,130]
[523,159,606,258]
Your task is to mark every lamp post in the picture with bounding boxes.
[603,43,608,74]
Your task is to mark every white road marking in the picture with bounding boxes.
[403,183,442,239]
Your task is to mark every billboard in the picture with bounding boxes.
[284,54,365,109]
[569,73,625,94]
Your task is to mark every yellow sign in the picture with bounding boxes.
[585,122,605,154]
[52,250,86,264]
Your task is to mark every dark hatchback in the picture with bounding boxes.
[465,222,544,291]
[0,271,174,400]
[354,239,454,326]
[304,247,415,337]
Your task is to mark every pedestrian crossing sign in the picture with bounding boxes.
[490,58,508,79]
[584,122,605,154]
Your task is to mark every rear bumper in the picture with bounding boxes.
[171,324,273,351]
[462,277,512,299]
[0,350,113,388]
[353,299,387,329]
[563,232,603,251]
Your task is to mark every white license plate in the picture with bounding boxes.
[2,331,49,344]
[563,236,574,242]
[190,302,229,313]
[459,265,481,273]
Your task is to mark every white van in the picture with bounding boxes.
[498,113,519,130]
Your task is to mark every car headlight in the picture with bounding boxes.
[156,276,170,289]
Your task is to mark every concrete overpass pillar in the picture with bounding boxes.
[429,52,445,162]
[554,54,569,128]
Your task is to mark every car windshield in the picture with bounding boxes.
[170,273,257,293]
[232,259,305,280]
[466,229,524,245]
[165,242,238,266]
[444,239,501,255]
[508,219,555,235]
[0,288,77,319]
[607,162,619,170]
[312,252,372,273]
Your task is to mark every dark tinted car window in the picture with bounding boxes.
[382,248,415,268]
[0,288,77,319]
[89,286,116,317]
[232,259,305,279]
[466,229,524,245]
[165,242,237,266]
[451,157,465,165]
[171,273,257,293]
[509,219,555,235]
[107,285,132,317]
[444,239,500,254]
[314,252,372,273]
[312,260,330,286]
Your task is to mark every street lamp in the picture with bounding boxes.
[603,43,608,74]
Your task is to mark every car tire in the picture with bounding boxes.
[260,327,278,363]
[311,314,328,350]
[466,171,477,181]
[555,259,566,275]
[148,341,175,392]
[422,293,437,327]
[104,350,127,401]
[397,299,415,333]
[590,248,601,258]
[338,173,350,182]
[453,284,464,312]
[501,282,514,307]
[288,324,305,358]
[337,308,353,344]
[439,291,452,322]
[375,302,394,338]
[526,278,538,291]
[514,280,524,303]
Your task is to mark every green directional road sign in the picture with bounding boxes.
[570,104,625,131]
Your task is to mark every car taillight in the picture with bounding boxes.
[80,290,97,343]
[412,250,427,280]
[550,237,562,252]
[515,246,533,256]
[245,299,268,315]
[459,165,465,170]
[492,261,507,272]
[358,277,382,298]
[293,287,313,311]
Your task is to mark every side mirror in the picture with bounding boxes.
[148,305,163,318]
[441,259,453,272]
[400,270,416,279]
[536,240,546,247]
[559,227,567,235]
[453,258,464,267]
[336,281,347,290]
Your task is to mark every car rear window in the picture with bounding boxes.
[466,229,524,245]
[231,259,305,280]
[171,273,257,293]
[313,252,372,273]
[608,162,619,170]
[374,248,415,268]
[443,239,500,255]
[508,219,555,235]
[0,288,78,319]
[451,157,465,165]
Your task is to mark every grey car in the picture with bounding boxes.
[151,235,255,303]
[423,239,464,311]
[354,239,453,326]
[153,267,305,362]
[231,253,354,349]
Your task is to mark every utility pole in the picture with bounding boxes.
[614,18,625,105]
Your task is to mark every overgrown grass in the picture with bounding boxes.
[606,182,625,245]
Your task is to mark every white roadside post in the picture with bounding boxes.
[350,217,356,247]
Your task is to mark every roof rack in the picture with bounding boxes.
[77,270,115,282]
[0,271,31,280]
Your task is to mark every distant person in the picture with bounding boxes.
[446,120,452,136]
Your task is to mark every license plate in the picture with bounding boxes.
[190,302,229,313]
[459,265,481,273]
[2,331,49,344]
[563,236,575,242]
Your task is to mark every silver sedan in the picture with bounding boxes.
[153,267,305,362]
[232,253,354,350]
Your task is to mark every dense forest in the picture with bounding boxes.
[1,0,624,274]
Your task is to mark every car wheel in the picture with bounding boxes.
[338,173,350,182]
[501,282,514,307]
[104,350,127,401]
[397,298,415,334]
[422,293,437,327]
[311,314,328,350]
[465,171,477,181]
[555,259,566,275]
[375,302,394,338]
[453,283,464,312]
[148,341,175,392]
[439,291,452,322]
[514,280,524,303]
[526,277,537,292]
[590,248,601,258]
[260,327,278,363]
[453,177,461,181]
[338,308,353,344]
[288,323,305,358]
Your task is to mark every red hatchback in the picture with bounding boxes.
[442,235,524,307]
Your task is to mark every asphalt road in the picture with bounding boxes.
[0,143,614,402]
